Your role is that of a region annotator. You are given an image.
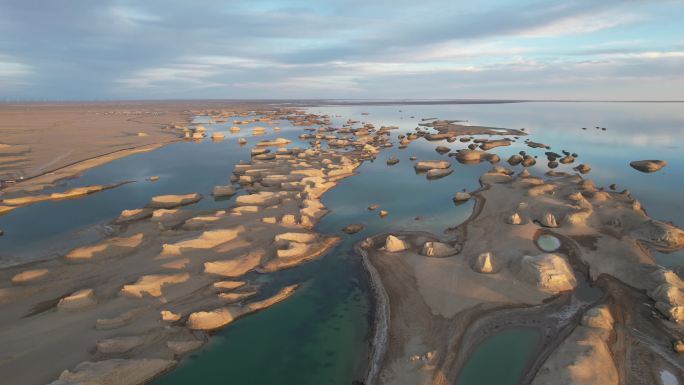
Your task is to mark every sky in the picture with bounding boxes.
[1,0,683,100]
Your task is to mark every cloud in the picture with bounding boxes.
[521,12,642,37]
[606,51,684,59]
[0,55,30,77]
[0,54,32,92]
[0,0,682,99]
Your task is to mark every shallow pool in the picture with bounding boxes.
[536,234,561,252]
[455,327,541,385]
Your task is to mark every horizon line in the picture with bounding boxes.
[1,98,683,105]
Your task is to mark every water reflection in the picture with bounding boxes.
[313,102,684,229]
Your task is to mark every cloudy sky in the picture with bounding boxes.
[1,0,683,100]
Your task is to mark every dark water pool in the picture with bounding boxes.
[455,327,541,385]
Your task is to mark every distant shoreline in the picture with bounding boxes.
[1,99,683,106]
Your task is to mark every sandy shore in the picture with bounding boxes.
[0,102,186,192]
[0,101,298,195]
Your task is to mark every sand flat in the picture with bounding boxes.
[0,101,276,194]
[404,252,547,318]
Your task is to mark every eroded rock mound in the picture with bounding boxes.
[57,288,97,311]
[149,193,202,209]
[66,233,143,261]
[384,235,409,252]
[581,305,614,330]
[204,250,264,278]
[649,269,684,323]
[472,252,496,274]
[415,160,450,173]
[629,159,667,173]
[120,273,190,298]
[342,224,364,234]
[632,220,684,248]
[532,305,617,385]
[256,137,291,147]
[420,241,458,258]
[187,285,298,330]
[517,253,577,293]
[48,359,175,385]
[212,185,235,197]
[235,191,281,206]
[115,208,153,224]
[453,192,471,204]
[386,156,399,165]
[426,168,453,179]
[11,268,49,285]
[161,226,245,255]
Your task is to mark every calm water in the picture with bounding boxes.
[455,328,541,385]
[311,102,684,228]
[653,249,684,269]
[536,234,561,252]
[151,237,371,385]
[1,102,682,384]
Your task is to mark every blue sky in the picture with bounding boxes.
[1,0,683,100]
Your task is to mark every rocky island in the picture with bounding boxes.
[361,167,684,384]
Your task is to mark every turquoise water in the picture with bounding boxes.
[536,234,561,252]
[455,328,541,385]
[152,239,370,385]
[1,102,682,384]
